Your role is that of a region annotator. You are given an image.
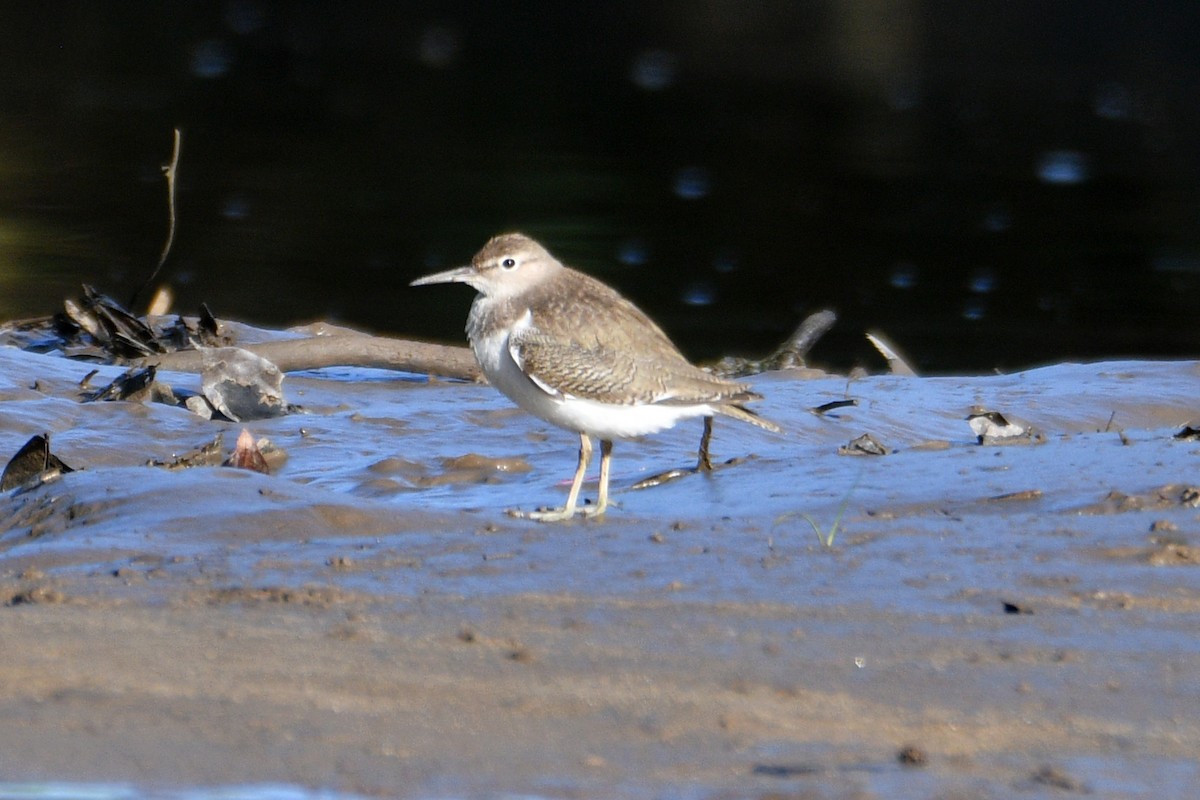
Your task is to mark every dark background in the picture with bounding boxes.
[0,2,1197,373]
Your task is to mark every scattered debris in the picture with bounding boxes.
[203,585,356,607]
[967,408,1033,445]
[630,453,746,490]
[1002,600,1034,615]
[201,347,288,421]
[1074,484,1200,515]
[1028,764,1088,793]
[866,331,918,376]
[838,433,891,456]
[751,763,822,778]
[6,586,67,606]
[155,304,229,352]
[712,309,836,377]
[1,433,76,491]
[149,434,227,470]
[61,285,166,358]
[1181,487,1200,508]
[82,366,159,403]
[811,398,858,415]
[0,281,231,363]
[1173,425,1200,441]
[224,428,271,474]
[986,489,1043,503]
[1142,543,1200,566]
[759,309,838,371]
[896,744,927,766]
[185,395,215,420]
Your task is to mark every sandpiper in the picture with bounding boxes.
[411,233,781,521]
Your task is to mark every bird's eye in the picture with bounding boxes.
[501,257,517,270]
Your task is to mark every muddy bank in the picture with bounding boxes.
[0,341,1198,797]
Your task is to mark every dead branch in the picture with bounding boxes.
[135,334,482,381]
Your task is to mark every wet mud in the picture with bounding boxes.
[0,340,1198,797]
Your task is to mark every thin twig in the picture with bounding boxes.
[131,127,182,309]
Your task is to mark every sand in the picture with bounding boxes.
[0,341,1198,798]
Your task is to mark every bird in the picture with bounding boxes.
[410,233,781,521]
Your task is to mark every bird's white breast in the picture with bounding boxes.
[469,305,713,441]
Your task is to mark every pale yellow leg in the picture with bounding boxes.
[511,432,593,522]
[579,439,613,518]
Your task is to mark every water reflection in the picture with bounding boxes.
[189,39,234,79]
[1035,150,1090,186]
[616,238,649,266]
[887,262,915,290]
[680,280,716,307]
[672,166,711,200]
[630,49,677,91]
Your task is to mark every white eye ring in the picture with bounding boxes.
[500,257,517,270]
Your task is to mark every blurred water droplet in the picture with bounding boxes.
[712,250,738,274]
[1093,82,1132,121]
[889,262,918,289]
[418,25,461,69]
[673,166,710,200]
[630,49,677,91]
[983,205,1011,233]
[1036,150,1089,185]
[681,281,716,306]
[221,195,250,221]
[617,239,649,266]
[190,39,233,79]
[968,268,996,294]
[962,300,986,321]
[224,0,267,35]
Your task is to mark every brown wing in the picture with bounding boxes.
[512,268,758,406]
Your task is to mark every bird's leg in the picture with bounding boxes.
[629,417,716,490]
[697,415,714,471]
[512,432,592,522]
[579,439,613,518]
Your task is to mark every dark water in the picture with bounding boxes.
[1,2,1198,371]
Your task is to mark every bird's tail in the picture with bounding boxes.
[715,402,782,434]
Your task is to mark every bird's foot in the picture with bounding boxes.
[576,500,608,519]
[507,506,577,522]
[506,499,609,522]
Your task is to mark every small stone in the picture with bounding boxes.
[897,744,927,766]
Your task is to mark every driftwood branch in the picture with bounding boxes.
[135,335,482,381]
